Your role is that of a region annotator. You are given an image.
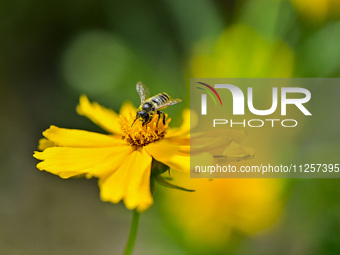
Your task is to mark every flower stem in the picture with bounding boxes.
[123,210,140,255]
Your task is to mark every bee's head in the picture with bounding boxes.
[142,102,153,112]
[137,111,150,124]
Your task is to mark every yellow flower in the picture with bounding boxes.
[291,0,340,23]
[160,172,283,251]
[34,95,190,212]
[190,24,294,78]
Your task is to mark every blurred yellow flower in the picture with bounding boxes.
[160,172,283,250]
[291,0,340,23]
[34,95,190,212]
[156,24,288,251]
[190,24,294,77]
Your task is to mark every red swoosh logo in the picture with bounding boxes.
[196,82,223,106]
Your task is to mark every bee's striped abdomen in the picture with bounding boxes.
[150,93,170,106]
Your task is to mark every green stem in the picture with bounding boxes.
[123,210,140,255]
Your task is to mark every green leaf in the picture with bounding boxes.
[154,175,195,192]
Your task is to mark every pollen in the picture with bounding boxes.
[120,114,170,147]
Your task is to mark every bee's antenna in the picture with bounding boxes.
[131,118,137,127]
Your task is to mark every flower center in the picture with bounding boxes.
[120,114,169,147]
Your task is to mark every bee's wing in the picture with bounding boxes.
[155,98,182,110]
[136,81,150,103]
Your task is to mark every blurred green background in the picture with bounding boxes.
[1,0,340,254]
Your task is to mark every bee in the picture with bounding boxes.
[132,81,182,126]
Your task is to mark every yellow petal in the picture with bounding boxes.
[166,134,190,147]
[34,145,133,178]
[166,109,190,138]
[38,138,55,151]
[145,140,190,173]
[118,101,137,125]
[99,148,153,212]
[119,101,136,116]
[42,125,125,147]
[76,95,121,134]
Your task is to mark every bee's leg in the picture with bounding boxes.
[161,111,166,125]
[156,111,166,126]
[155,111,161,127]
[144,119,151,126]
[143,115,152,127]
[159,111,166,125]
